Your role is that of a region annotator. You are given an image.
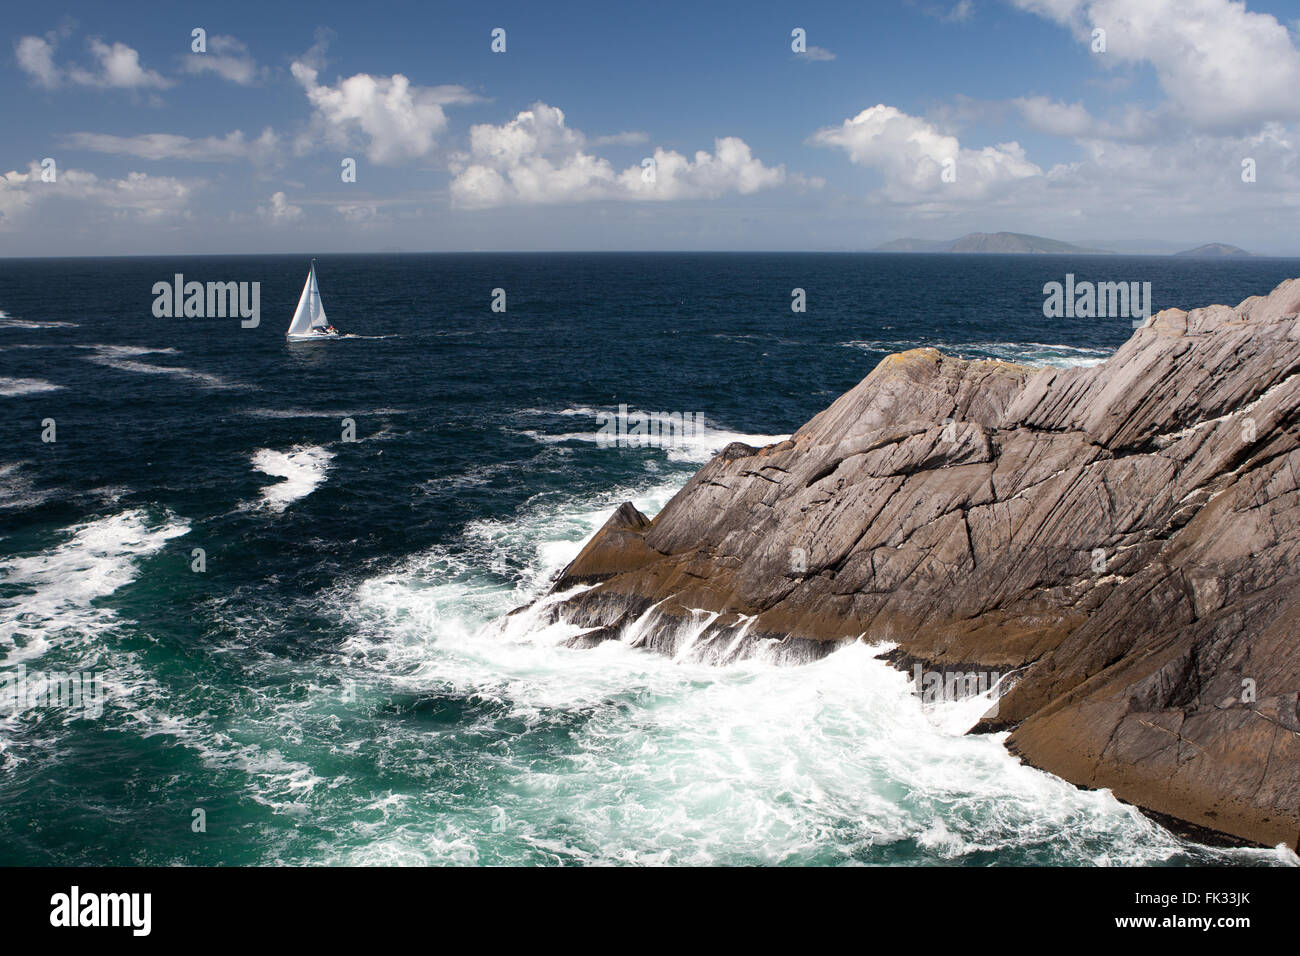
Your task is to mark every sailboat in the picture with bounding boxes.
[286,259,340,339]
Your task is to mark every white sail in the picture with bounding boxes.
[286,262,329,336]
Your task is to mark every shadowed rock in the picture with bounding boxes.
[536,278,1300,850]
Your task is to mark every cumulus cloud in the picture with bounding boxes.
[15,36,60,88]
[182,35,262,85]
[945,1,975,22]
[1012,95,1159,142]
[75,39,172,89]
[0,161,193,228]
[449,103,786,208]
[65,128,280,164]
[18,34,173,90]
[1010,0,1300,129]
[590,131,650,146]
[257,191,303,223]
[290,56,478,164]
[808,103,1040,198]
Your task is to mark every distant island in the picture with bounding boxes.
[1173,243,1252,257]
[876,232,1112,254]
[875,232,1257,257]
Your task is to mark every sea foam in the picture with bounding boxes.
[0,377,63,397]
[251,445,335,512]
[0,509,189,667]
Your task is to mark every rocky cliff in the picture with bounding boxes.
[535,278,1300,850]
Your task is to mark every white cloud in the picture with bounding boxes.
[590,131,650,147]
[801,46,836,61]
[449,103,786,208]
[258,191,303,223]
[808,103,1040,198]
[811,101,1300,243]
[182,35,262,85]
[1013,96,1097,138]
[290,57,478,164]
[0,168,40,224]
[945,1,975,23]
[0,161,193,228]
[66,128,280,164]
[78,39,171,89]
[16,34,172,90]
[335,203,377,223]
[1011,0,1300,129]
[16,36,60,88]
[1011,95,1159,142]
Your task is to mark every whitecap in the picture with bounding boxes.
[0,509,189,667]
[0,318,79,330]
[514,409,790,463]
[321,475,1288,866]
[77,344,243,389]
[0,377,63,397]
[250,445,335,512]
[843,339,1114,369]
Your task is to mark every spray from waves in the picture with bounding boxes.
[77,344,245,390]
[298,472,1297,866]
[243,407,409,419]
[0,504,330,808]
[514,408,790,463]
[0,314,78,330]
[843,339,1114,369]
[347,475,688,647]
[0,377,63,397]
[250,445,335,512]
[0,509,190,667]
[518,406,601,417]
[0,462,51,511]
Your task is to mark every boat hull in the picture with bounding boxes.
[286,330,340,340]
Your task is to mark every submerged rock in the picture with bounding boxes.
[540,278,1300,850]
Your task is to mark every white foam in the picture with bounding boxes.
[244,406,408,419]
[843,339,1114,369]
[0,377,63,397]
[251,445,335,512]
[0,316,78,330]
[78,344,242,389]
[323,474,1290,866]
[0,509,189,667]
[516,409,789,463]
[0,461,52,510]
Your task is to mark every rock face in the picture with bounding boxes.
[537,278,1300,850]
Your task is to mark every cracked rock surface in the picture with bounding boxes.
[538,278,1300,849]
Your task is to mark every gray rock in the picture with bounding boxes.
[536,278,1300,850]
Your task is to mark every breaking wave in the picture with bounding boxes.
[250,445,335,512]
[844,339,1114,368]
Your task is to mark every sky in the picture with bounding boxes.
[3,0,1300,256]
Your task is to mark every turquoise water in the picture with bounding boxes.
[1,253,1297,865]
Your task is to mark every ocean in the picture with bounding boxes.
[1,252,1297,866]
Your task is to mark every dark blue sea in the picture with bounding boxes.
[1,252,1296,865]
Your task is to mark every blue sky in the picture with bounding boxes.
[4,0,1300,255]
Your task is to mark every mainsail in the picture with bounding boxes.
[286,262,328,336]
